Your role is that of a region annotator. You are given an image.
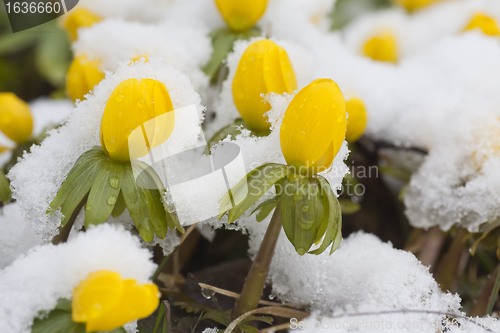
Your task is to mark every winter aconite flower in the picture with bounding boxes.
[0,93,33,145]
[66,55,106,102]
[363,31,398,63]
[62,8,102,41]
[345,97,368,143]
[233,39,297,134]
[280,79,346,175]
[100,78,175,163]
[72,271,159,332]
[464,13,500,36]
[393,0,443,11]
[215,0,268,32]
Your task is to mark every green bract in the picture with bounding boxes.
[48,146,184,242]
[219,163,343,256]
[0,169,11,204]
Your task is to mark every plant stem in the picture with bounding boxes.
[51,198,86,245]
[471,264,500,317]
[232,206,282,320]
[486,264,500,315]
[152,253,173,282]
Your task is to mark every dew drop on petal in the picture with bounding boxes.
[108,177,120,189]
[107,195,118,205]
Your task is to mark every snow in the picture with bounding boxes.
[0,224,155,333]
[73,19,211,92]
[0,203,44,270]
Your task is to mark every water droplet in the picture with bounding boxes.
[117,111,123,117]
[86,205,92,211]
[296,248,307,255]
[201,288,216,299]
[298,217,314,230]
[137,99,146,108]
[108,177,120,189]
[106,139,116,152]
[301,205,310,213]
[337,116,344,123]
[107,195,118,205]
[299,103,304,109]
[116,95,124,102]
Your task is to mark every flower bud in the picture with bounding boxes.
[345,97,367,142]
[100,78,175,162]
[66,55,106,102]
[72,270,159,332]
[464,13,500,36]
[362,31,398,63]
[280,79,346,175]
[215,0,268,31]
[393,0,443,11]
[0,93,33,144]
[233,39,297,133]
[62,8,102,41]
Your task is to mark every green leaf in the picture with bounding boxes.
[0,169,11,203]
[55,299,72,312]
[84,162,124,229]
[31,310,87,333]
[0,30,37,56]
[251,197,278,222]
[111,191,127,218]
[240,315,273,325]
[122,164,155,242]
[202,310,232,326]
[309,176,342,255]
[59,159,107,227]
[220,163,289,223]
[239,325,260,333]
[202,27,261,82]
[206,119,248,154]
[49,148,107,212]
[34,24,71,87]
[339,198,361,214]
[153,302,167,333]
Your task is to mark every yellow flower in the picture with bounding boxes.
[345,97,367,142]
[464,13,500,36]
[72,271,160,332]
[62,8,102,41]
[362,31,398,63]
[100,78,176,162]
[0,93,33,144]
[66,55,106,102]
[215,0,268,31]
[393,0,444,11]
[280,79,346,175]
[233,39,297,133]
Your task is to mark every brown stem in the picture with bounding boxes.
[470,264,500,317]
[51,198,86,245]
[232,206,282,320]
[434,228,467,292]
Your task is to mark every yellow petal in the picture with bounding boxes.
[362,31,398,63]
[0,93,33,144]
[464,13,500,36]
[72,271,160,332]
[215,0,268,31]
[62,8,102,41]
[393,0,444,11]
[280,79,346,175]
[66,55,105,102]
[72,271,124,325]
[86,280,160,332]
[345,97,368,142]
[100,78,175,162]
[232,39,297,133]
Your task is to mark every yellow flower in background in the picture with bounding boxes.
[393,0,444,11]
[363,31,398,63]
[100,78,176,163]
[233,39,297,133]
[72,271,159,332]
[215,0,268,31]
[464,13,500,36]
[66,55,106,102]
[0,93,33,145]
[345,97,368,142]
[280,79,346,175]
[62,8,102,41]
